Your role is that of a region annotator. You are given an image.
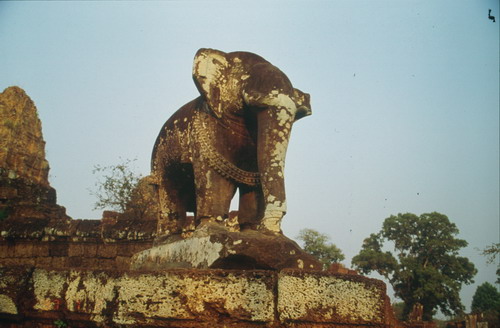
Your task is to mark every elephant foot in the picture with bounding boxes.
[257,217,282,234]
[197,215,225,229]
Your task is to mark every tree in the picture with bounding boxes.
[90,158,157,219]
[297,228,345,269]
[471,282,500,327]
[480,243,500,285]
[471,282,500,313]
[91,158,141,212]
[392,302,405,321]
[351,212,476,321]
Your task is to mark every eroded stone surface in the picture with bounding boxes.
[0,267,397,327]
[0,86,49,186]
[1,267,277,326]
[278,270,386,324]
[0,86,68,222]
[131,223,323,271]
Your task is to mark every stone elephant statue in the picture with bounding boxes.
[152,48,311,237]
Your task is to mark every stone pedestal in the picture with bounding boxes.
[130,223,323,270]
[0,267,400,327]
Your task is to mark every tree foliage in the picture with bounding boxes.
[471,282,500,327]
[351,212,476,321]
[91,158,142,212]
[480,243,500,284]
[392,302,406,321]
[471,282,500,313]
[297,228,345,269]
[90,158,157,219]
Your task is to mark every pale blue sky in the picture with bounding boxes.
[1,1,498,314]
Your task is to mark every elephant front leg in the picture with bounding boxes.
[238,184,265,230]
[256,104,295,233]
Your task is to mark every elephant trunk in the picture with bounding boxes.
[256,102,296,233]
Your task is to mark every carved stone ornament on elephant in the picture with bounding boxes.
[151,48,311,237]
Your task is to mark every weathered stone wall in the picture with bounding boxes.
[0,86,403,328]
[0,86,68,222]
[0,86,50,187]
[0,267,397,328]
[0,217,156,271]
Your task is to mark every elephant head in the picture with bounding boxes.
[192,48,311,232]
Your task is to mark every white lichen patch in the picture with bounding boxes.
[205,170,212,189]
[115,273,190,324]
[65,271,116,322]
[33,269,66,311]
[115,272,274,324]
[297,259,304,269]
[132,236,223,268]
[193,50,245,116]
[264,199,287,215]
[28,269,274,324]
[278,274,382,323]
[193,51,228,88]
[261,92,296,118]
[180,275,274,321]
[259,214,282,232]
[0,295,17,314]
[0,273,16,289]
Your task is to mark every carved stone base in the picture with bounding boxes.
[0,267,400,327]
[130,223,323,270]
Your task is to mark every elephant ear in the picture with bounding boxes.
[192,48,229,119]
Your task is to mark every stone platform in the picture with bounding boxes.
[0,266,397,327]
[131,223,323,271]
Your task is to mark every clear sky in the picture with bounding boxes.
[1,0,498,315]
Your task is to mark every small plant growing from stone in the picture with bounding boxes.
[89,158,157,220]
[90,158,142,213]
[54,319,67,328]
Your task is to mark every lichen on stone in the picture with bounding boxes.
[278,273,383,323]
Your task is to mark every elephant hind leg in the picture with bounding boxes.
[157,163,196,236]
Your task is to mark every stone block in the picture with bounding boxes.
[131,223,322,270]
[0,267,33,317]
[115,256,130,270]
[0,245,14,258]
[34,257,52,267]
[24,268,275,326]
[97,258,117,271]
[1,258,34,267]
[68,243,84,257]
[31,243,49,257]
[68,256,83,268]
[82,243,98,257]
[278,270,387,325]
[49,256,67,269]
[97,244,117,259]
[0,267,397,327]
[116,241,152,257]
[115,241,134,256]
[14,243,33,258]
[115,270,276,325]
[80,257,99,269]
[48,243,68,257]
